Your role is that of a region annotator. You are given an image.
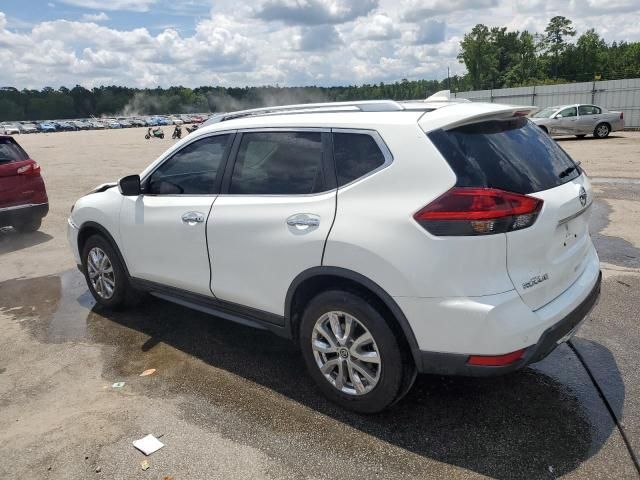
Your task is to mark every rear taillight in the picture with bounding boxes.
[414,187,543,236]
[620,112,624,120]
[16,162,40,175]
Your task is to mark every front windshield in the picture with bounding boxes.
[532,107,558,118]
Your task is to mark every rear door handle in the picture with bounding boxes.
[287,213,320,230]
[181,211,205,225]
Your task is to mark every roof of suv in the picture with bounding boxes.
[196,100,536,137]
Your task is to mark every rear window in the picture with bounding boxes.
[427,117,580,194]
[333,132,386,186]
[0,138,29,164]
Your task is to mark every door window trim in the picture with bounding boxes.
[219,128,337,197]
[140,131,236,197]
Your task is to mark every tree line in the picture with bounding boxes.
[458,16,640,90]
[1,16,638,122]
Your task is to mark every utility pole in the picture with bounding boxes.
[447,66,451,90]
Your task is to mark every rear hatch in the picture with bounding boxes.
[426,115,592,311]
[0,137,46,209]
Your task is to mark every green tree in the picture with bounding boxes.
[542,16,576,79]
[458,24,498,89]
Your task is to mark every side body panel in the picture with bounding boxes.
[323,123,515,298]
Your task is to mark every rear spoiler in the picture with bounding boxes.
[418,104,539,132]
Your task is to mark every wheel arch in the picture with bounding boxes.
[77,221,130,277]
[285,266,421,367]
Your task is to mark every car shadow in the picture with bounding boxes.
[86,296,622,479]
[0,228,53,255]
[556,135,623,142]
[0,271,624,479]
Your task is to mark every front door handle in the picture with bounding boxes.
[182,211,205,225]
[287,213,320,230]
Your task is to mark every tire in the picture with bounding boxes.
[299,290,413,413]
[159,133,165,139]
[81,234,140,309]
[145,134,150,139]
[575,134,586,139]
[594,123,610,138]
[13,216,41,233]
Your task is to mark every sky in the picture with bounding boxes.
[0,0,639,89]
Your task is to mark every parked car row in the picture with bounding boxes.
[0,114,208,134]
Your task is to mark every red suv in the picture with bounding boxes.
[0,136,48,232]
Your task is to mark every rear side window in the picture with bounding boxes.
[578,105,602,115]
[229,132,324,195]
[333,132,386,186]
[428,118,580,194]
[0,138,28,164]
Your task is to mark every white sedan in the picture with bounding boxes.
[531,104,624,138]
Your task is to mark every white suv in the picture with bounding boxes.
[68,93,601,412]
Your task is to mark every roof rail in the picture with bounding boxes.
[203,100,406,125]
[201,93,469,126]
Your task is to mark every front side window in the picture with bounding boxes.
[229,131,324,195]
[147,135,231,195]
[333,132,386,186]
[558,107,577,118]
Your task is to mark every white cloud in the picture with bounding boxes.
[1,0,640,89]
[352,14,399,41]
[59,0,157,12]
[255,0,378,25]
[81,12,109,22]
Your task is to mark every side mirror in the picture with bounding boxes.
[118,174,141,196]
[554,114,563,119]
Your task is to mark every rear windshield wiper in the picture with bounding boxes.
[559,165,578,178]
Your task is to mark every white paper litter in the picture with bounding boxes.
[133,434,165,456]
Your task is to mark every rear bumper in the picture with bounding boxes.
[0,202,48,227]
[414,270,601,376]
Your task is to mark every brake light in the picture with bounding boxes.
[620,112,624,120]
[16,162,40,175]
[467,348,526,366]
[414,187,543,236]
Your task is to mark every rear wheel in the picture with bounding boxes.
[13,217,41,233]
[82,234,139,309]
[299,290,413,413]
[594,123,610,138]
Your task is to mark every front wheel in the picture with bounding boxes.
[594,123,610,138]
[144,134,150,139]
[299,290,414,413]
[82,234,140,309]
[159,133,165,139]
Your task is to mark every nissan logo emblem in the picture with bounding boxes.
[579,186,587,207]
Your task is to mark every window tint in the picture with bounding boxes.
[558,107,577,117]
[0,138,28,164]
[428,117,580,194]
[578,105,601,115]
[333,132,386,186]
[229,132,324,195]
[147,135,230,194]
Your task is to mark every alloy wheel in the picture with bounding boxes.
[597,124,609,137]
[311,311,382,395]
[87,247,116,299]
